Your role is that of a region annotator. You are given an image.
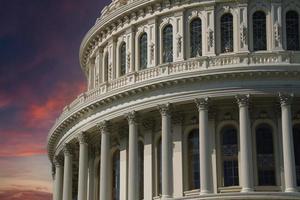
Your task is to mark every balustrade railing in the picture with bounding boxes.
[49,52,299,137]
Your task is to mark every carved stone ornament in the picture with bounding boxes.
[279,93,293,106]
[78,132,88,145]
[207,28,214,48]
[177,34,182,55]
[274,21,281,45]
[125,111,137,124]
[150,42,155,61]
[97,120,110,133]
[240,23,248,47]
[195,97,210,111]
[158,103,171,116]
[53,156,63,167]
[235,94,250,108]
[127,52,131,69]
[63,143,73,156]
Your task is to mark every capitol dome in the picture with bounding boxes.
[48,0,300,200]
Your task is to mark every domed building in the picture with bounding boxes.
[48,0,300,199]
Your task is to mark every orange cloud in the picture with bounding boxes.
[0,189,51,200]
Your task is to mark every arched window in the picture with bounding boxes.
[253,11,267,51]
[139,33,148,70]
[120,42,126,76]
[221,126,239,186]
[190,18,202,57]
[286,11,300,50]
[293,124,300,186]
[162,25,173,63]
[156,138,162,195]
[138,141,144,199]
[188,129,200,190]
[112,150,120,200]
[256,124,276,186]
[104,53,109,81]
[221,13,234,53]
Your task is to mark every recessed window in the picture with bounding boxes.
[256,124,276,186]
[156,138,162,195]
[188,129,200,190]
[139,33,148,70]
[162,25,173,63]
[221,13,234,53]
[221,126,239,187]
[120,42,126,76]
[253,11,267,51]
[286,11,300,51]
[190,18,202,57]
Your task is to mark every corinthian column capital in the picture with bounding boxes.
[158,103,172,116]
[195,97,210,111]
[78,132,88,145]
[125,111,138,124]
[279,93,294,106]
[97,120,110,134]
[53,155,63,167]
[63,143,73,157]
[235,94,250,108]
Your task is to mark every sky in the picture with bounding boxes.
[0,0,110,199]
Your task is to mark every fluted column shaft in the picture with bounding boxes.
[280,94,297,192]
[62,144,73,200]
[126,111,139,200]
[236,95,253,192]
[54,157,63,200]
[158,104,172,198]
[98,121,110,200]
[195,98,211,194]
[78,133,89,200]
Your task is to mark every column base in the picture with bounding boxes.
[200,190,211,195]
[241,188,254,193]
[161,195,172,200]
[285,188,298,193]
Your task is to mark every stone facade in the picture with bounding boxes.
[48,0,300,200]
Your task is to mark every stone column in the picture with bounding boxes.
[236,95,254,192]
[54,156,63,200]
[98,121,111,200]
[279,93,298,192]
[77,132,89,200]
[195,98,212,194]
[158,104,172,198]
[126,111,139,200]
[62,144,73,200]
[87,147,95,200]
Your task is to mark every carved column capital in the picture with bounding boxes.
[125,111,138,124]
[195,97,210,111]
[97,120,110,134]
[63,143,73,157]
[236,94,250,108]
[158,103,172,116]
[279,93,294,107]
[78,132,88,145]
[53,155,63,167]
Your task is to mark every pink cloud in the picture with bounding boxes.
[0,189,51,200]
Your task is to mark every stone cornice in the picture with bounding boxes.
[47,63,300,162]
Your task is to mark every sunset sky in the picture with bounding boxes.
[0,0,110,199]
